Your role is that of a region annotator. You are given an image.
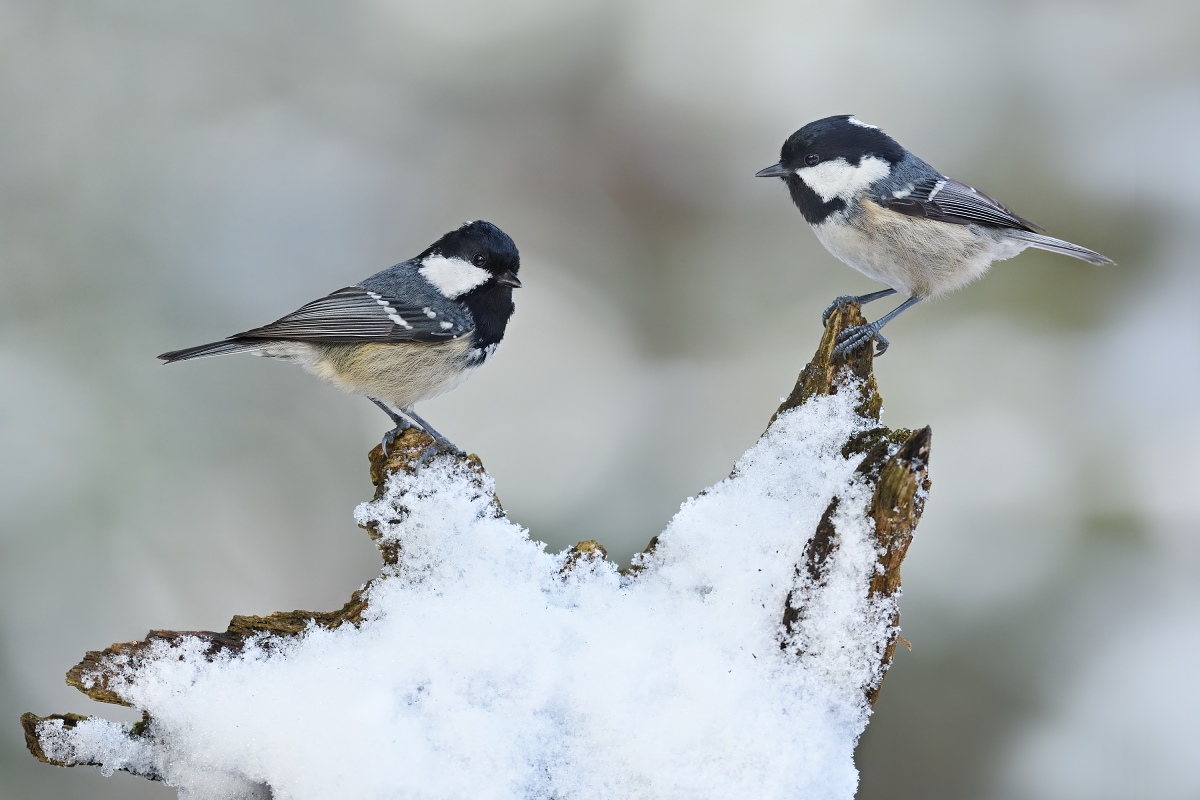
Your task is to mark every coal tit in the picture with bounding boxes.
[757,115,1114,356]
[160,220,522,451]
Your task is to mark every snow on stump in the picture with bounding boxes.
[21,303,931,800]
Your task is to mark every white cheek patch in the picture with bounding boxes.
[418,255,491,298]
[795,155,891,203]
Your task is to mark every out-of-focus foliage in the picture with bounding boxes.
[1,2,1195,798]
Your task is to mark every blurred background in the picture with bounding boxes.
[1,0,1196,797]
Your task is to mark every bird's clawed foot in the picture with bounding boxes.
[822,289,898,325]
[833,322,889,358]
[381,425,465,459]
[373,400,463,458]
[428,435,466,459]
[381,421,415,455]
[821,295,862,325]
[401,410,466,458]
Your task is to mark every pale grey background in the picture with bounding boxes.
[2,1,1197,798]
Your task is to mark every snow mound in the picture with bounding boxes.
[39,387,909,800]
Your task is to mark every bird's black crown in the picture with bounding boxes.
[778,115,905,171]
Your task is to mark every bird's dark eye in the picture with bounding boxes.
[472,253,487,267]
[804,153,820,167]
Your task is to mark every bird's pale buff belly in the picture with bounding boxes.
[260,337,481,410]
[813,199,1026,298]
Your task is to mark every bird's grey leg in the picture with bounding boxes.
[370,398,415,453]
[833,296,922,357]
[401,408,464,455]
[822,289,898,324]
[370,397,409,427]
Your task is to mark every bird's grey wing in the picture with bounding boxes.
[880,176,1043,232]
[236,286,472,342]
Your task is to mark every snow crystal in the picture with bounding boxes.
[35,716,158,778]
[57,387,899,800]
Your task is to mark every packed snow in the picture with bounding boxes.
[41,387,902,800]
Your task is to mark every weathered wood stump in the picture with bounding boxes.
[22,303,930,783]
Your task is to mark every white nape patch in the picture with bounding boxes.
[365,291,413,329]
[795,155,891,203]
[927,179,947,202]
[422,307,438,319]
[892,185,913,199]
[847,117,878,130]
[418,255,490,299]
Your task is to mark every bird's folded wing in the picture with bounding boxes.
[236,287,472,342]
[880,176,1043,232]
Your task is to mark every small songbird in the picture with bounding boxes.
[159,220,522,451]
[757,115,1113,356]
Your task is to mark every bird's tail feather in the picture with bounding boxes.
[158,338,263,363]
[1004,230,1115,265]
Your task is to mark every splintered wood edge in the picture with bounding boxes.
[863,425,932,706]
[784,422,931,706]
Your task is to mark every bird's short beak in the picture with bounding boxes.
[755,163,790,178]
[494,271,522,289]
